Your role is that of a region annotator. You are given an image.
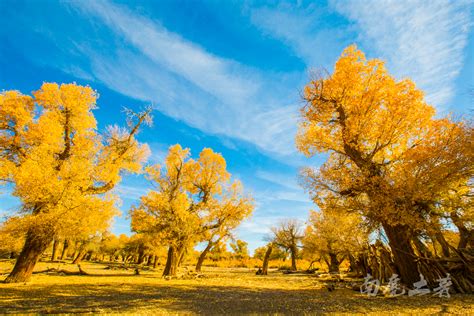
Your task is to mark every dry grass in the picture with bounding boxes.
[0,260,472,315]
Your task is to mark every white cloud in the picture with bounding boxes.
[114,184,149,201]
[256,169,300,191]
[331,0,472,110]
[147,143,170,165]
[73,0,259,104]
[250,3,347,68]
[66,0,301,157]
[251,1,472,111]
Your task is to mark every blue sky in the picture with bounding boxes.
[1,0,473,252]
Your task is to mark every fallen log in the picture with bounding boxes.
[32,264,89,276]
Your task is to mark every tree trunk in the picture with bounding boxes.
[328,252,340,273]
[450,211,473,250]
[4,231,53,283]
[51,239,60,261]
[60,239,69,260]
[261,244,273,275]
[137,245,145,264]
[413,236,432,258]
[163,246,183,276]
[84,251,93,261]
[72,240,81,261]
[435,232,451,257]
[72,247,87,264]
[290,245,297,271]
[196,241,213,272]
[145,255,153,266]
[458,228,473,250]
[348,253,367,276]
[348,254,355,272]
[383,223,419,287]
[178,248,186,266]
[153,255,158,268]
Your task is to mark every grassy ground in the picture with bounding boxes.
[0,260,472,315]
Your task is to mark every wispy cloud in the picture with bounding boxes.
[250,3,348,68]
[66,0,301,157]
[115,184,149,201]
[147,143,170,165]
[238,217,276,235]
[251,1,472,111]
[256,169,300,191]
[331,0,472,110]
[73,0,259,104]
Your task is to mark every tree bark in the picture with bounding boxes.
[72,240,81,261]
[413,236,432,258]
[261,244,273,275]
[137,245,146,264]
[290,245,297,271]
[435,232,451,257]
[84,251,93,261]
[60,239,69,260]
[328,252,340,273]
[178,247,186,266]
[72,246,87,264]
[383,223,420,287]
[51,239,60,261]
[146,255,153,266]
[163,245,183,276]
[4,231,53,283]
[451,213,473,250]
[196,241,213,272]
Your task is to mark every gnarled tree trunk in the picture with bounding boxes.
[137,244,146,264]
[328,253,341,273]
[261,244,273,275]
[4,230,53,283]
[290,245,298,271]
[383,223,419,287]
[163,245,184,276]
[60,239,70,260]
[196,241,213,272]
[51,239,61,261]
[451,212,473,250]
[434,231,451,258]
[72,245,87,264]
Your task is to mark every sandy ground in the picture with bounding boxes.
[0,260,472,314]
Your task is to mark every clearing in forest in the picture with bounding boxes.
[0,261,472,314]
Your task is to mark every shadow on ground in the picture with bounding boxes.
[0,280,472,314]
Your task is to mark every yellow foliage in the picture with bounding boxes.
[297,46,473,232]
[0,83,151,240]
[131,145,253,253]
[303,209,367,262]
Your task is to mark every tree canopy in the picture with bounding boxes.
[130,145,253,276]
[0,83,151,282]
[297,45,473,290]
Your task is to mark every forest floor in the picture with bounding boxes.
[0,260,472,315]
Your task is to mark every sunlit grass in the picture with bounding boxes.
[0,260,472,314]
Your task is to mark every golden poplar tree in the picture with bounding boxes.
[303,209,367,273]
[131,145,253,276]
[297,46,473,290]
[271,219,302,271]
[0,83,151,282]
